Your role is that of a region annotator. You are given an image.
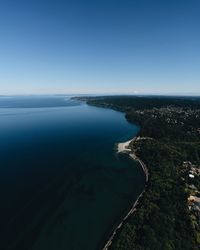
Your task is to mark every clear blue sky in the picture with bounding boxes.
[0,0,199,95]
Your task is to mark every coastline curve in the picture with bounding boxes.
[102,137,149,250]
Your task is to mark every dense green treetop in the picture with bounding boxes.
[76,96,200,250]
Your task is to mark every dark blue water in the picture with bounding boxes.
[0,96,145,250]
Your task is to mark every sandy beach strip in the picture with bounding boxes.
[117,139,133,153]
[102,137,149,250]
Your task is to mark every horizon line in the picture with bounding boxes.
[0,93,200,97]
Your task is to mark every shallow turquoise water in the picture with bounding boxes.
[0,96,145,250]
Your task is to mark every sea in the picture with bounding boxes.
[0,95,145,250]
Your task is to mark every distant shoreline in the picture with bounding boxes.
[102,137,149,250]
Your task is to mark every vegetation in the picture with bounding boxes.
[74,96,200,111]
[112,139,199,250]
[75,96,200,250]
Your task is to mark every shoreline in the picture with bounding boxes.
[102,137,149,250]
[117,137,149,182]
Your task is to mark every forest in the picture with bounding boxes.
[76,96,200,250]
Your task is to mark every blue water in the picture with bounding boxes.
[0,96,145,250]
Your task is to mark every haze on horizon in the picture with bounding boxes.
[0,0,199,96]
